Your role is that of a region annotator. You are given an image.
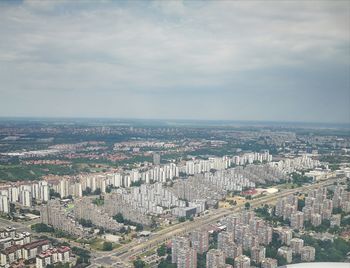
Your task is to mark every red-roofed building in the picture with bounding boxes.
[36,246,71,268]
[0,239,49,268]
[242,189,258,196]
[22,240,50,260]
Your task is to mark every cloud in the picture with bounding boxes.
[0,0,349,123]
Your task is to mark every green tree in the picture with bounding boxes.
[136,223,143,231]
[226,257,234,265]
[157,244,166,256]
[93,188,101,195]
[197,253,206,268]
[82,187,92,196]
[102,242,113,251]
[78,218,93,227]
[178,216,186,222]
[49,189,61,199]
[298,198,305,211]
[113,213,124,223]
[276,255,287,266]
[133,257,145,268]
[31,223,54,233]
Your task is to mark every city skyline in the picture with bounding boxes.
[0,1,349,123]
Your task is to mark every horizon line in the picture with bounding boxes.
[0,115,349,127]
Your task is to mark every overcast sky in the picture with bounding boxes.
[0,0,349,123]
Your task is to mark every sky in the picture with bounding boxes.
[0,0,349,123]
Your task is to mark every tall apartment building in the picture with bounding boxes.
[171,237,190,264]
[153,153,161,165]
[0,196,9,214]
[190,230,209,254]
[277,246,292,264]
[20,190,31,207]
[234,255,251,268]
[330,214,341,227]
[290,238,304,254]
[311,213,322,227]
[218,231,241,259]
[206,249,225,268]
[261,258,278,268]
[40,200,86,237]
[177,247,197,268]
[251,246,266,264]
[74,198,122,231]
[290,211,304,230]
[301,246,316,262]
[277,228,293,246]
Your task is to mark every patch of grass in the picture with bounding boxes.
[89,238,119,251]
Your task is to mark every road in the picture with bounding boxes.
[0,217,39,232]
[90,177,343,267]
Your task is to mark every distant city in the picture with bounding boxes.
[0,118,349,267]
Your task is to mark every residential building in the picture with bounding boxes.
[206,249,225,268]
[190,230,209,254]
[277,246,292,264]
[301,246,315,262]
[234,255,250,268]
[261,258,278,268]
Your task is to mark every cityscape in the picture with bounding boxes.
[0,1,349,268]
[0,119,349,268]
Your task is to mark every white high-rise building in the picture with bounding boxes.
[20,190,31,207]
[9,187,19,203]
[0,195,9,213]
[41,185,49,202]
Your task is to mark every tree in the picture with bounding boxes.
[119,226,127,234]
[157,244,166,256]
[106,185,114,193]
[49,189,60,199]
[151,218,158,229]
[297,198,305,211]
[93,198,104,206]
[114,213,124,223]
[158,260,177,268]
[226,257,234,265]
[131,180,142,187]
[82,187,92,196]
[9,203,16,214]
[133,257,145,268]
[158,260,176,268]
[31,223,54,233]
[276,255,287,266]
[72,246,91,264]
[102,242,113,251]
[245,202,251,209]
[136,224,143,231]
[78,218,93,227]
[197,253,206,268]
[93,188,101,195]
[178,217,186,222]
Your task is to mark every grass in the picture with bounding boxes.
[89,238,120,251]
[0,163,79,181]
[64,204,74,213]
[277,183,298,190]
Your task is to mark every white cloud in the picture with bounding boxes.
[0,0,349,122]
